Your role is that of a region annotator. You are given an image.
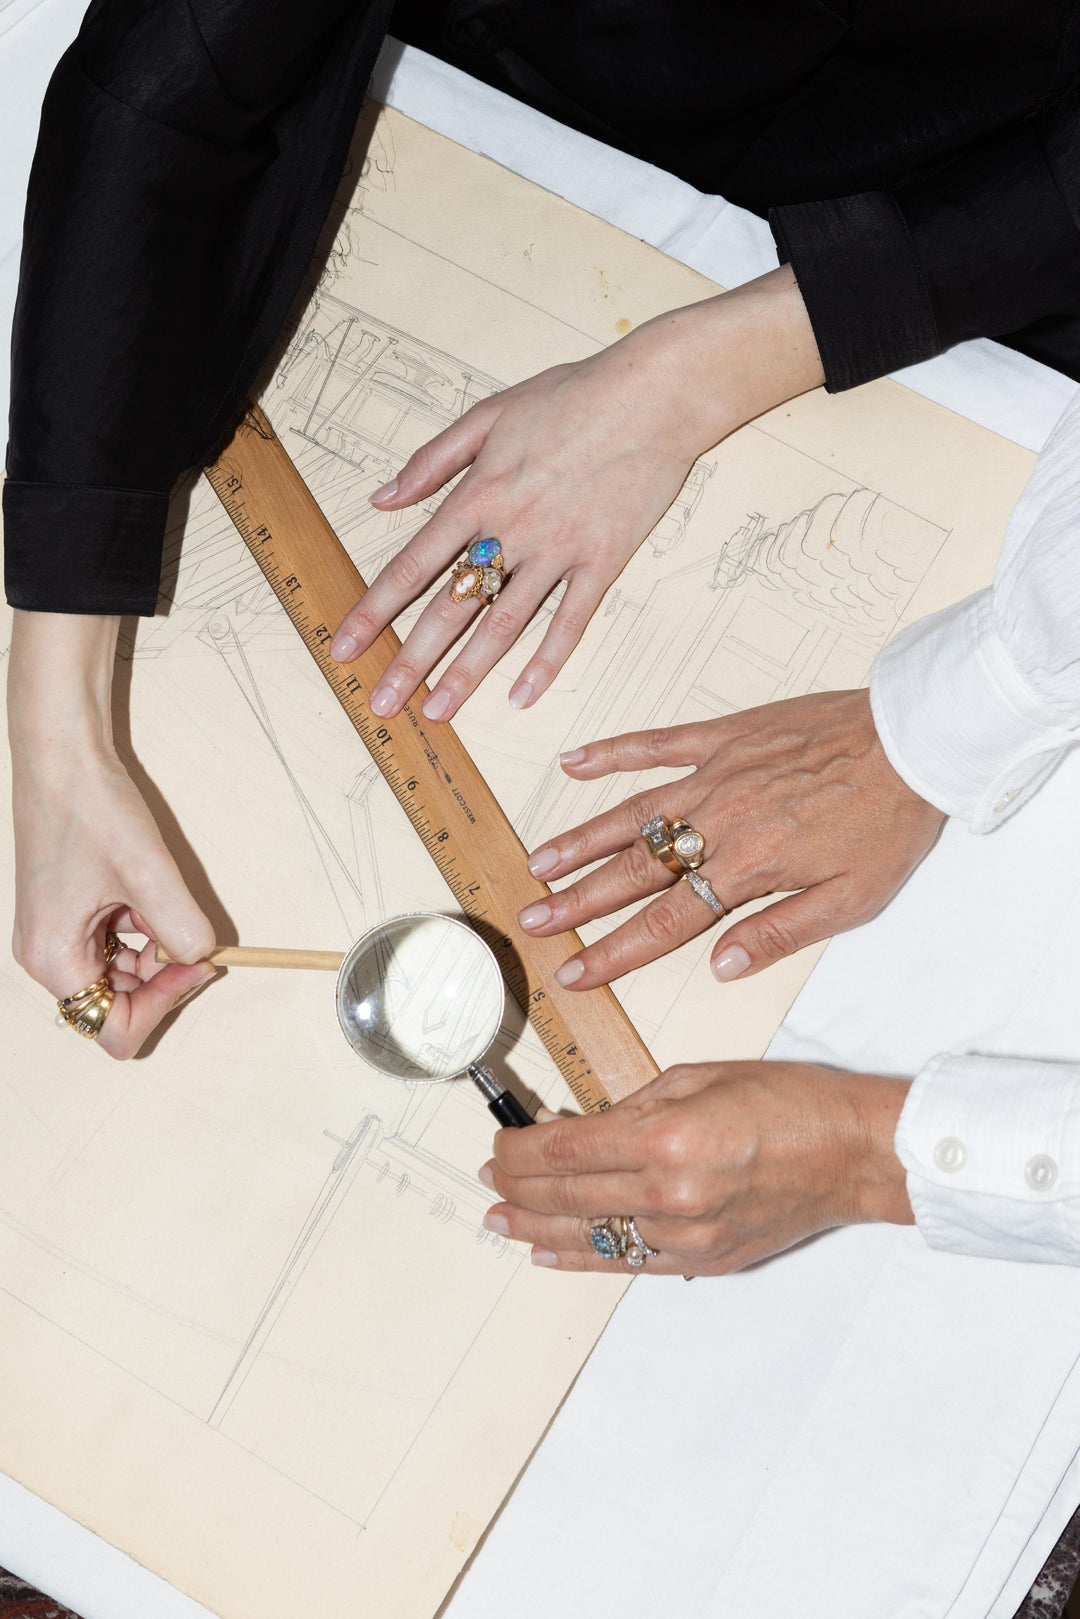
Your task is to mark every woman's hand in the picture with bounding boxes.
[329,267,823,722]
[519,689,944,987]
[480,1060,914,1276]
[9,611,218,1058]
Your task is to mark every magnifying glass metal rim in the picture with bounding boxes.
[333,909,506,1083]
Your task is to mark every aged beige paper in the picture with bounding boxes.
[0,105,1034,1619]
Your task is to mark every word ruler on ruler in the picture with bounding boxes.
[206,404,659,1111]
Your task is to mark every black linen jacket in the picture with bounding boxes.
[6,0,1080,615]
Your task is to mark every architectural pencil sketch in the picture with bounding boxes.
[0,105,1035,1619]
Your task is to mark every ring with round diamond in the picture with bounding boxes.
[640,814,706,874]
[448,536,506,605]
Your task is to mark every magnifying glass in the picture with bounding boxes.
[334,912,535,1128]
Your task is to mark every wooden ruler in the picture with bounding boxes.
[205,404,659,1110]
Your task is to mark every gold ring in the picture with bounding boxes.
[449,537,505,604]
[640,815,684,875]
[668,819,705,870]
[57,977,115,1040]
[103,930,123,965]
[640,815,706,875]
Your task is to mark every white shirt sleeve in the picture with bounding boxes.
[894,1053,1080,1264]
[870,387,1080,833]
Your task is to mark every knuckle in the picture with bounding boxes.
[622,841,656,890]
[389,549,425,593]
[484,605,521,646]
[750,913,802,962]
[541,1124,582,1173]
[663,1173,706,1219]
[649,1120,693,1169]
[642,897,684,947]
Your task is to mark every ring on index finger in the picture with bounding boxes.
[448,537,505,605]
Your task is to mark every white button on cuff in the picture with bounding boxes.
[1025,1154,1058,1192]
[993,788,1020,814]
[934,1137,967,1172]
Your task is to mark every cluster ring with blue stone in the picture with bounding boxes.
[590,1214,660,1269]
[640,815,727,919]
[449,537,506,605]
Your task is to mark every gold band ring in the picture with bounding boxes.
[56,930,123,1040]
[640,815,706,874]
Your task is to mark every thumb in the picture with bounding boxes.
[372,399,498,508]
[710,878,862,981]
[129,855,216,969]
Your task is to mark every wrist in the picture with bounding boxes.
[847,1072,916,1226]
[7,610,121,761]
[649,267,825,453]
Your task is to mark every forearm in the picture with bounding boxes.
[8,610,120,762]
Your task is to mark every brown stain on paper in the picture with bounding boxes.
[450,1510,482,1552]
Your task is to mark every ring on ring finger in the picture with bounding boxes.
[448,537,505,605]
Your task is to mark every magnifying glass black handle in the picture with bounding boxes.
[468,1064,536,1129]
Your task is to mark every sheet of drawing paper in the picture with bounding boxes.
[0,106,1035,1619]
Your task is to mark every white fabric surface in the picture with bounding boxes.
[3,15,1080,1619]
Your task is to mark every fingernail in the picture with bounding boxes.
[712,944,752,981]
[176,967,218,1007]
[370,477,399,503]
[331,633,358,663]
[478,1162,496,1189]
[536,1105,560,1122]
[518,901,552,930]
[555,959,585,988]
[369,685,397,717]
[527,846,559,878]
[508,681,534,710]
[423,689,452,722]
[483,1210,510,1235]
[531,1249,559,1267]
[560,747,587,765]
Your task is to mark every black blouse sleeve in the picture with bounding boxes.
[771,90,1080,392]
[3,0,393,615]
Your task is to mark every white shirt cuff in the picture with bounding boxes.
[894,1053,1080,1264]
[870,591,1080,832]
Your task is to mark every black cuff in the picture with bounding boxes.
[3,481,168,615]
[770,191,940,392]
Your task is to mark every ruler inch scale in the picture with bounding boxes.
[205,404,659,1110]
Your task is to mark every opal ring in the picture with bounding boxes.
[449,537,505,604]
[640,815,706,874]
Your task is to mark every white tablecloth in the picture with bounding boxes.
[3,12,1080,1619]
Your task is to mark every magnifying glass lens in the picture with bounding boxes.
[335,914,504,1082]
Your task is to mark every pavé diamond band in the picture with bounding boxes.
[685,869,727,919]
[449,536,506,604]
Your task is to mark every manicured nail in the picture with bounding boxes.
[508,680,534,710]
[370,477,399,503]
[518,901,552,930]
[478,1162,496,1189]
[531,1249,559,1267]
[560,747,587,766]
[423,689,452,722]
[712,944,752,981]
[369,685,397,717]
[527,846,559,878]
[555,958,585,988]
[536,1105,560,1122]
[483,1210,510,1235]
[330,633,358,663]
